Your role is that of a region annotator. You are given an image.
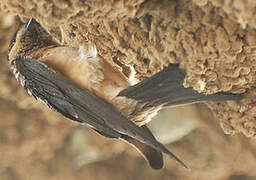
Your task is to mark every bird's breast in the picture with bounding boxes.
[39,46,129,100]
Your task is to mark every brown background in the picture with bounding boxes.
[1,0,256,179]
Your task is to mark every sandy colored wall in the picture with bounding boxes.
[1,0,256,137]
[1,0,256,179]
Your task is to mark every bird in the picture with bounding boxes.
[8,18,243,170]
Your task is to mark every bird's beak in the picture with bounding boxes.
[23,18,39,34]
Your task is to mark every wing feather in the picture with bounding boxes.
[14,56,188,168]
[119,65,243,106]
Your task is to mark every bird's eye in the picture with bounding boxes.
[8,29,18,53]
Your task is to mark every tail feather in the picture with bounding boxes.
[121,125,163,169]
[153,138,189,169]
[125,124,189,169]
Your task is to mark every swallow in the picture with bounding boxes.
[8,18,243,170]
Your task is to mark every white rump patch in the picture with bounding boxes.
[198,79,206,91]
[78,43,98,62]
[127,64,138,85]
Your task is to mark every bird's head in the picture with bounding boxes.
[8,18,58,61]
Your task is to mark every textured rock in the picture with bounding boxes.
[1,0,256,137]
[1,0,256,179]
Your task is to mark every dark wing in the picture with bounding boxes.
[121,125,163,169]
[94,126,163,170]
[14,56,188,169]
[119,64,243,107]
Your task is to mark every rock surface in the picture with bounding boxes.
[1,0,256,137]
[1,1,256,179]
